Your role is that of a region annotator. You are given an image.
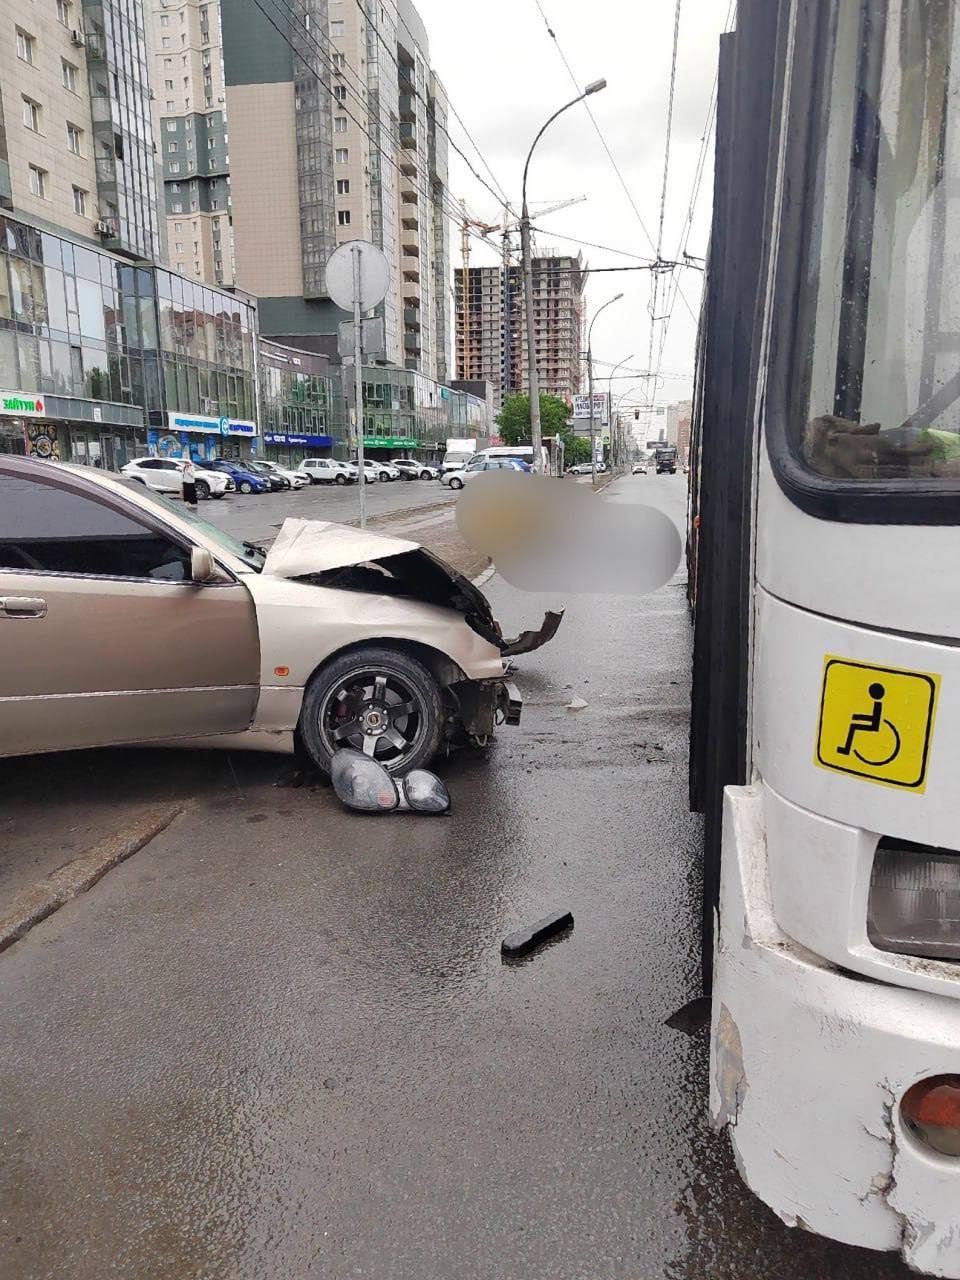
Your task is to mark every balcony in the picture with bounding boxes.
[402,242,419,259]
[404,332,421,352]
[399,156,417,177]
[399,122,416,149]
[404,307,420,329]
[399,94,416,122]
[401,214,419,232]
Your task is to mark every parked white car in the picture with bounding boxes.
[393,459,439,481]
[255,459,309,489]
[298,458,355,486]
[120,457,231,499]
[347,459,400,483]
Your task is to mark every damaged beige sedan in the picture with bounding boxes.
[0,456,561,772]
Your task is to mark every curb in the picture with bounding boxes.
[0,805,183,954]
[472,563,497,589]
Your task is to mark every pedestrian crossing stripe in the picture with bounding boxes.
[815,656,940,793]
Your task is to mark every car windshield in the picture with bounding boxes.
[117,479,266,571]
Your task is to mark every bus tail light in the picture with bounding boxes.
[900,1077,960,1157]
[867,839,960,962]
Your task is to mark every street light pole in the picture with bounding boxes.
[586,293,624,487]
[521,78,606,474]
[606,352,633,472]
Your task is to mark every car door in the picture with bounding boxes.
[0,460,261,757]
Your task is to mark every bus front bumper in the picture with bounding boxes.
[713,785,960,1278]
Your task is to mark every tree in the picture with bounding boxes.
[496,392,571,445]
[561,432,591,466]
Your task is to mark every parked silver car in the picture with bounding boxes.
[393,459,439,481]
[0,456,562,772]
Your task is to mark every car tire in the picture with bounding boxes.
[299,646,445,775]
[379,471,390,482]
[239,480,253,494]
[420,470,432,480]
[195,479,210,500]
[449,477,463,490]
[335,474,347,485]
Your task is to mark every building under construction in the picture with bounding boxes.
[454,252,586,411]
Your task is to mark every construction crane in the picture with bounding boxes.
[457,196,586,383]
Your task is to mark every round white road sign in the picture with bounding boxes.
[324,240,391,312]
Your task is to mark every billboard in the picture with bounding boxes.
[572,393,609,425]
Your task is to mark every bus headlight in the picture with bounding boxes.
[868,840,960,962]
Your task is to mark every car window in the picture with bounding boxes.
[137,458,161,470]
[0,472,192,581]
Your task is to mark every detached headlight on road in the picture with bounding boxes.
[868,839,960,962]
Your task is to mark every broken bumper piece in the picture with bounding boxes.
[500,610,564,658]
[713,785,960,1278]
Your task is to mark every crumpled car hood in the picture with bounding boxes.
[262,517,419,577]
[261,517,562,657]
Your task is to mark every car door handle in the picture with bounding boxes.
[0,596,48,619]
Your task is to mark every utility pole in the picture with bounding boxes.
[352,243,367,529]
[502,206,513,405]
[607,353,634,473]
[521,80,606,472]
[586,293,624,486]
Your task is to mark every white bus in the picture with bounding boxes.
[689,2,960,1274]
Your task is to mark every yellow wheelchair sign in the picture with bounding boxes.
[815,656,940,792]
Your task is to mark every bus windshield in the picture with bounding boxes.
[789,0,960,484]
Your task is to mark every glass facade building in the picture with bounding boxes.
[82,0,166,261]
[0,212,486,469]
[0,212,255,465]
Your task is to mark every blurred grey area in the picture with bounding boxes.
[456,474,682,594]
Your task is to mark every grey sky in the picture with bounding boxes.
[414,0,735,407]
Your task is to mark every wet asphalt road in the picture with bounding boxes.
[0,476,914,1279]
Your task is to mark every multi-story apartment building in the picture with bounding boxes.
[455,252,585,410]
[148,0,234,287]
[1,0,165,260]
[220,0,451,381]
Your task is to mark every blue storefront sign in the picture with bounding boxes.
[263,432,334,447]
[166,411,256,437]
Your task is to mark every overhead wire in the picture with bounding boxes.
[645,0,685,412]
[652,0,736,391]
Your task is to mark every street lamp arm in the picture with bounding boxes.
[522,98,583,211]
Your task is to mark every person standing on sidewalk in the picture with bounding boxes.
[182,453,198,510]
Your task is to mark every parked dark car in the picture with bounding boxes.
[207,460,270,494]
[244,460,288,491]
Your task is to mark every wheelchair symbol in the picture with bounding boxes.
[836,682,902,767]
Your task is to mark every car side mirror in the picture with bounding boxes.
[191,546,220,583]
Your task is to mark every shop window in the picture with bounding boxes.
[0,474,192,581]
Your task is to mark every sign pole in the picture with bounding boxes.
[352,243,366,529]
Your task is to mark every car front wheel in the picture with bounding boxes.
[420,470,432,480]
[238,480,253,494]
[449,476,463,490]
[195,479,210,500]
[335,473,347,485]
[300,646,445,775]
